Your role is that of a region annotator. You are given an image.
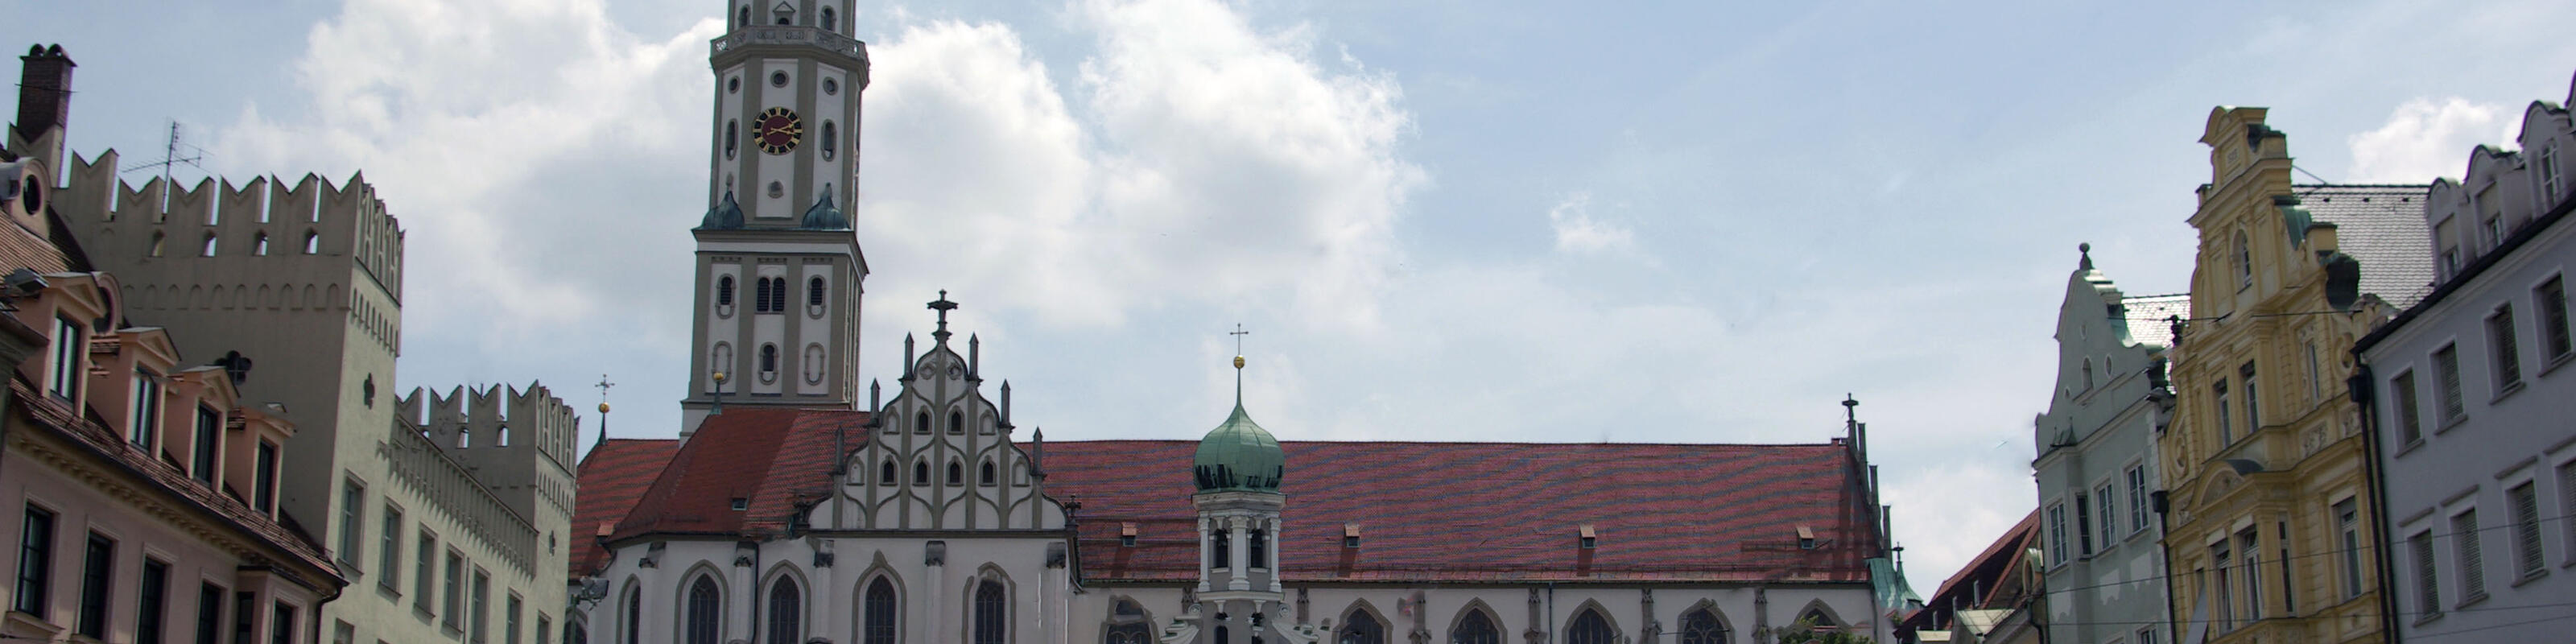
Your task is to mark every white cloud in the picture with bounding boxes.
[2345,97,2518,183]
[856,0,1424,336]
[1546,192,1634,254]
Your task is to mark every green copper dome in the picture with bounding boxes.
[1193,402,1283,493]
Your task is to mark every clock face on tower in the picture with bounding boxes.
[754,106,803,155]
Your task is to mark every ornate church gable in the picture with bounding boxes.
[839,296,1068,531]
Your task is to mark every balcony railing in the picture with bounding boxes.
[710,26,868,64]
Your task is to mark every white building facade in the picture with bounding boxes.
[2031,246,2184,644]
[2358,75,2576,644]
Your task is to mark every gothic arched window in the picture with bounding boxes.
[972,579,1006,644]
[1105,600,1154,644]
[863,577,897,644]
[716,275,735,308]
[979,459,996,486]
[1453,609,1501,644]
[914,411,930,434]
[1338,609,1384,644]
[878,460,897,485]
[913,459,929,485]
[766,577,801,644]
[620,585,641,644]
[947,411,964,434]
[1566,609,1615,644]
[684,576,721,644]
[1679,607,1729,644]
[946,460,964,486]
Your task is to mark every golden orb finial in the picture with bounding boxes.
[597,402,612,414]
[1232,355,1245,369]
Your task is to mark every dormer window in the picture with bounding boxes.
[1579,524,1597,549]
[1343,522,1361,548]
[130,369,163,449]
[1119,522,1137,547]
[253,440,279,514]
[190,405,220,484]
[47,316,80,400]
[729,497,747,511]
[1796,526,1818,550]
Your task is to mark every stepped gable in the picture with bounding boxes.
[1046,440,1874,583]
[606,409,870,543]
[571,439,678,576]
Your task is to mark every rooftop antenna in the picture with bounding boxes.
[120,120,207,207]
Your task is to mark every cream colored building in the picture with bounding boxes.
[2162,106,2430,644]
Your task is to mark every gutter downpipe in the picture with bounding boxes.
[1547,582,1556,643]
[2349,363,2404,643]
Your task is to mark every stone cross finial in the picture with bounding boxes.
[929,290,959,342]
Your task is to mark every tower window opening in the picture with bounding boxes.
[821,122,837,160]
[302,231,319,254]
[148,232,166,258]
[820,6,836,31]
[736,6,749,27]
[759,344,778,375]
[253,233,269,256]
[716,275,735,309]
[807,276,826,308]
[725,120,739,159]
[200,233,217,257]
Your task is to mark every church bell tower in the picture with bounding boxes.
[683,0,870,435]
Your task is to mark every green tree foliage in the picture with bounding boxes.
[1766,618,1876,644]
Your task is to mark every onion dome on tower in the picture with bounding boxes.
[1193,354,1282,492]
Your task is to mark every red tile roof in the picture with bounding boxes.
[575,414,1879,584]
[570,438,679,576]
[1047,440,1876,584]
[1901,510,2038,632]
[596,409,870,564]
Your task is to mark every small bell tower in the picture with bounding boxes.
[1191,331,1288,642]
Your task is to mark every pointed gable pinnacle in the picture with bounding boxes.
[2078,242,2093,270]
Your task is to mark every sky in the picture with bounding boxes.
[12,0,2576,596]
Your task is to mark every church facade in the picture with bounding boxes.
[569,2,1906,643]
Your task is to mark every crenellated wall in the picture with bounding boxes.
[402,382,582,526]
[54,149,406,307]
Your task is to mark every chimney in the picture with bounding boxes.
[15,44,76,142]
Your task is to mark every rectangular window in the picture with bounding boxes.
[2047,502,2070,565]
[2392,370,2424,445]
[15,506,55,614]
[233,591,254,644]
[2412,531,2441,617]
[2211,541,2235,630]
[2490,305,2523,390]
[2128,465,2150,533]
[2544,146,2565,201]
[270,602,295,644]
[2540,275,2572,361]
[335,621,354,644]
[2240,361,2261,431]
[196,582,225,644]
[2277,522,2297,613]
[2509,482,2543,578]
[254,440,279,514]
[140,558,170,642]
[2137,627,2159,644]
[2077,493,2095,555]
[132,369,163,448]
[2337,499,2365,599]
[339,480,365,565]
[380,506,403,592]
[471,568,489,642]
[192,405,221,485]
[49,316,80,399]
[415,531,436,612]
[2215,380,2235,445]
[506,593,522,644]
[2453,510,2485,603]
[2096,483,2118,546]
[536,615,550,644]
[2434,344,2465,420]
[444,551,463,629]
[2237,528,2262,621]
[76,532,113,638]
[2565,462,2576,561]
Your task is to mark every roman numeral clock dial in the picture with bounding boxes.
[755,106,803,155]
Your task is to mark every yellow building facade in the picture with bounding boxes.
[2162,106,2433,644]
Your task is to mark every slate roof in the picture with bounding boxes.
[2120,294,2190,349]
[575,416,1878,584]
[570,438,679,576]
[2297,184,2435,308]
[1048,440,1876,584]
